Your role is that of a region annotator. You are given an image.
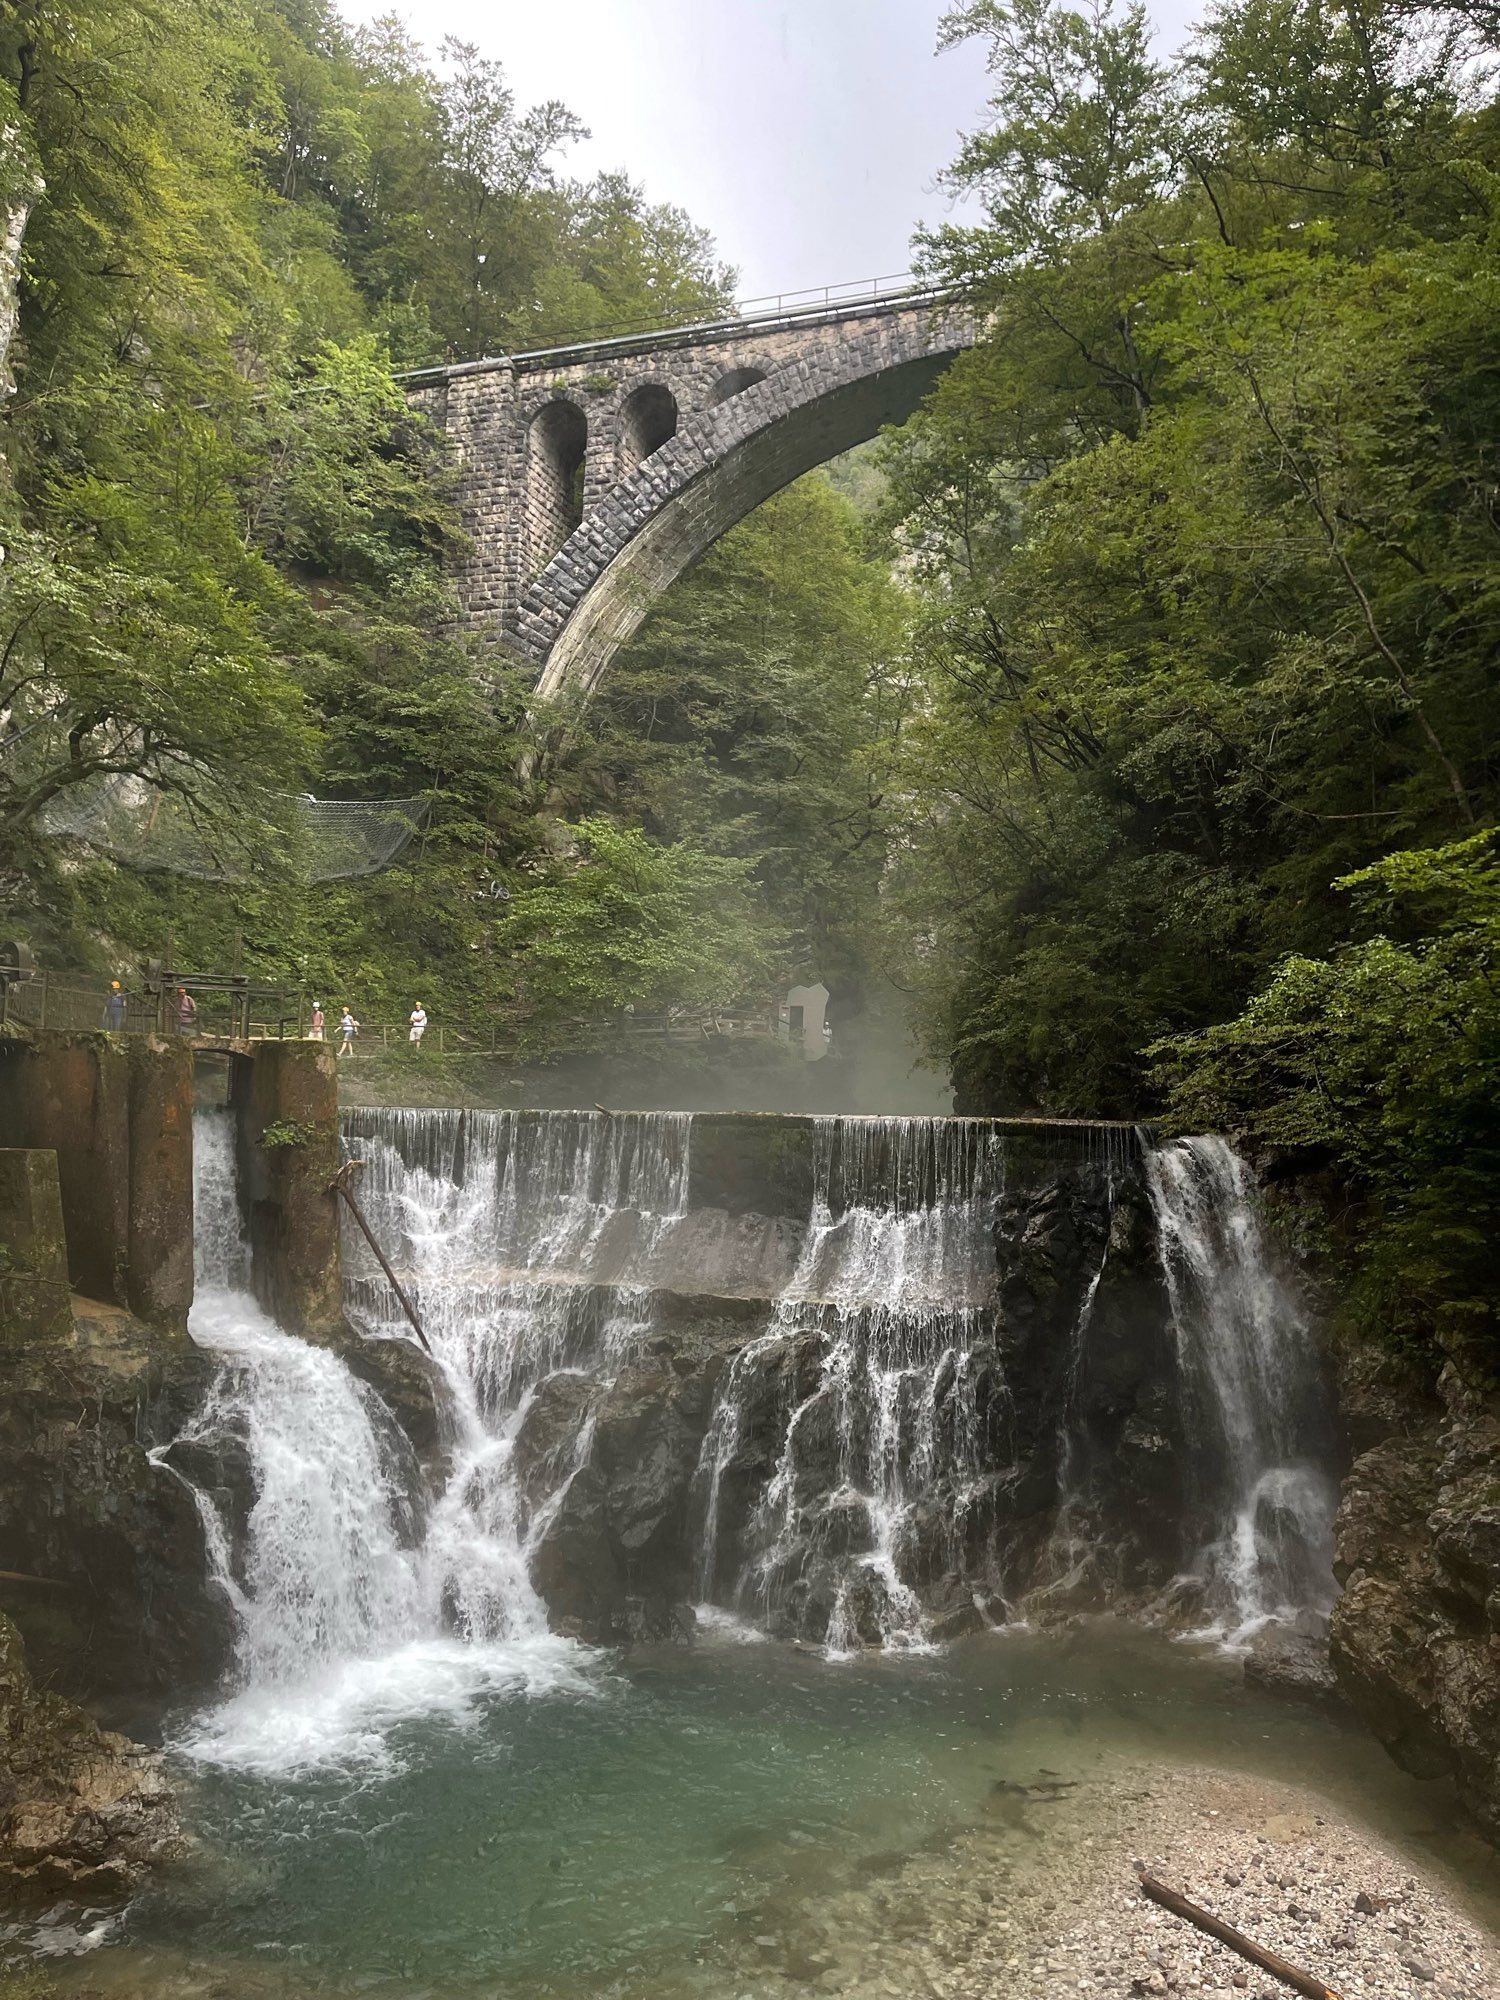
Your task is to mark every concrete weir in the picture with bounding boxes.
[0,1031,341,1338]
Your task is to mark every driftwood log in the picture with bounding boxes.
[1137,1873,1344,2000]
[331,1160,432,1354]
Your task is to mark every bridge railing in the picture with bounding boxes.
[397,272,950,382]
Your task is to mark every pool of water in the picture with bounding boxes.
[35,1624,1500,1998]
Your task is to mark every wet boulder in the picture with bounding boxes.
[0,1305,233,1700]
[0,1612,185,1899]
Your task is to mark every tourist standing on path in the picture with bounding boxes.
[102,981,127,1030]
[337,1006,359,1057]
[176,986,198,1035]
[308,1001,325,1042]
[408,1002,428,1046]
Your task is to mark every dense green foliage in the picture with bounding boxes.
[559,475,914,1021]
[1155,834,1500,1350]
[872,0,1500,1351]
[0,0,737,1030]
[497,818,780,1046]
[4,0,1498,1353]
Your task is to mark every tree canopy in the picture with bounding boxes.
[4,0,1498,1355]
[873,0,1500,1351]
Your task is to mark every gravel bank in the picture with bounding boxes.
[717,1762,1500,2000]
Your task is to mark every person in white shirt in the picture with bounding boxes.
[337,1007,359,1057]
[409,1003,428,1045]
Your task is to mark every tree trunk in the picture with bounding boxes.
[1,124,42,399]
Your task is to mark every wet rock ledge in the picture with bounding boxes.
[0,1611,183,1899]
[1328,1333,1500,1842]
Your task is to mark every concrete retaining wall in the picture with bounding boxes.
[0,1033,345,1338]
[230,1041,343,1338]
[0,1035,193,1327]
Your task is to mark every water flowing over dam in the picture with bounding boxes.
[165,1106,1337,1768]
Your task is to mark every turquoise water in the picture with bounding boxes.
[47,1625,1500,1999]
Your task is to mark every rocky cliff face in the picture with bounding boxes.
[0,1298,231,1702]
[0,1611,183,1899]
[1329,1339,1500,1837]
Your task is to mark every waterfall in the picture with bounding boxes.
[168,1297,425,1686]
[190,1108,249,1291]
[694,1117,1006,1654]
[170,1101,1339,1728]
[166,1111,593,1773]
[1143,1135,1336,1645]
[1031,1172,1116,1604]
[342,1108,694,1641]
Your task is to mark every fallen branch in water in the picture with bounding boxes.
[1137,1872,1344,2000]
[331,1160,432,1355]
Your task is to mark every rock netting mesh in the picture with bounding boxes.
[36,770,427,882]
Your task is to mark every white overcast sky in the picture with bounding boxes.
[342,1,1203,299]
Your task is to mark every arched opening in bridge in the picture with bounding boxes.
[616,383,678,479]
[526,398,589,572]
[708,367,766,406]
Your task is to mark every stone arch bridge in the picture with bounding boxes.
[403,285,975,702]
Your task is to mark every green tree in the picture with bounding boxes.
[563,477,914,1014]
[496,818,781,1050]
[1153,835,1500,1356]
[876,0,1500,1115]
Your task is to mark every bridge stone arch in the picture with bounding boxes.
[407,295,974,701]
[524,395,588,572]
[616,381,679,480]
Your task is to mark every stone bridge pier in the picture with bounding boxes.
[405,291,975,701]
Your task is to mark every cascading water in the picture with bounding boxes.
[342,1108,695,1641]
[1030,1171,1118,1607]
[170,1101,1338,1747]
[693,1117,1008,1654]
[165,1110,593,1773]
[1143,1134,1336,1645]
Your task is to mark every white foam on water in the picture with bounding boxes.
[169,1112,604,1776]
[174,1630,598,1778]
[690,1603,768,1645]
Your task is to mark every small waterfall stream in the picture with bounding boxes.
[180,1113,424,1675]
[694,1117,1006,1652]
[1144,1135,1336,1643]
[166,1110,592,1772]
[342,1108,695,1643]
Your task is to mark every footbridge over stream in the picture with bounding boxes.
[401,280,976,701]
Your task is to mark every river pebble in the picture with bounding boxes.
[706,1761,1499,2000]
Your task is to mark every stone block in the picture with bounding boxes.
[0,1035,194,1327]
[0,1035,131,1305]
[127,1039,194,1328]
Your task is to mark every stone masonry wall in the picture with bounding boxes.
[410,300,975,699]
